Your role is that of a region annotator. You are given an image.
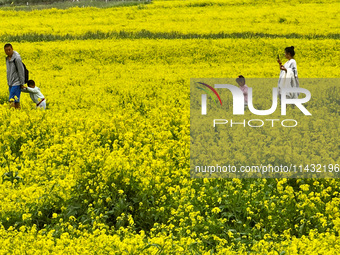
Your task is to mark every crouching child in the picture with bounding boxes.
[21,80,46,109]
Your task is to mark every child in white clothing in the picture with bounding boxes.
[21,80,46,109]
[236,75,248,108]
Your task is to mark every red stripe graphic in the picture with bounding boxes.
[197,82,222,105]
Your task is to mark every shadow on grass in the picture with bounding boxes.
[0,0,151,11]
[1,30,339,42]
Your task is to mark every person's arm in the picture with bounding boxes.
[291,60,298,78]
[21,87,30,93]
[280,64,287,72]
[243,86,248,100]
[14,56,25,85]
[22,86,39,94]
[277,56,284,70]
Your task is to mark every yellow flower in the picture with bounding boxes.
[22,213,32,221]
[211,207,221,214]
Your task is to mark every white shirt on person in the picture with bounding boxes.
[21,86,45,104]
[278,59,299,87]
[278,59,299,98]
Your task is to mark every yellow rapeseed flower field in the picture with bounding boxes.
[0,0,339,253]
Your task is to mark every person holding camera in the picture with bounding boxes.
[277,46,299,99]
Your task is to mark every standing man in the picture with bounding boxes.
[4,44,25,109]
